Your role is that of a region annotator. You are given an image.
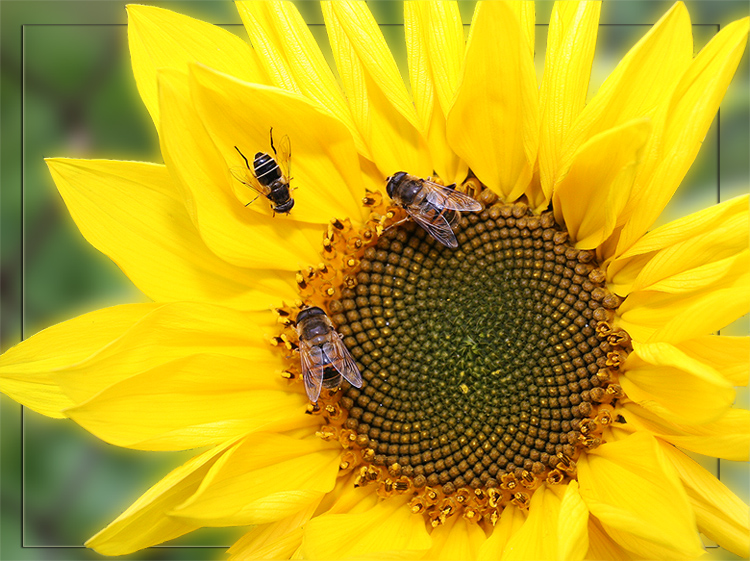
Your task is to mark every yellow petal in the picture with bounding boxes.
[660,444,750,558]
[47,157,295,308]
[617,260,750,344]
[504,484,561,561]
[404,1,467,185]
[507,1,535,58]
[126,4,263,130]
[233,0,298,93]
[0,372,72,419]
[423,515,485,560]
[653,287,750,344]
[622,341,735,425]
[314,472,379,516]
[610,195,749,288]
[328,1,420,132]
[0,304,157,418]
[635,251,749,294]
[577,432,704,559]
[171,433,340,525]
[62,303,276,397]
[301,494,432,559]
[560,3,693,181]
[539,1,601,199]
[477,505,526,561]
[236,1,368,157]
[447,1,539,200]
[87,438,236,555]
[403,1,433,134]
[621,402,750,461]
[322,2,431,178]
[228,500,320,561]
[64,354,314,450]
[665,411,750,461]
[552,118,651,249]
[2,301,278,423]
[189,63,366,225]
[627,207,749,294]
[558,481,589,561]
[157,68,327,270]
[675,335,749,387]
[615,17,750,256]
[586,517,637,561]
[418,2,464,118]
[424,85,469,186]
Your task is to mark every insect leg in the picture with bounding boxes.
[382,216,411,234]
[244,194,261,207]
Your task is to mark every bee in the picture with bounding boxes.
[295,306,363,403]
[385,172,482,248]
[231,128,295,215]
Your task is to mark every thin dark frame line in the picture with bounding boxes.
[715,21,721,487]
[17,21,235,553]
[18,22,726,27]
[30,545,229,549]
[597,23,720,26]
[17,17,729,553]
[22,23,127,27]
[21,20,27,550]
[20,22,242,26]
[347,23,722,26]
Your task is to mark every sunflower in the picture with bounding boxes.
[2,1,749,559]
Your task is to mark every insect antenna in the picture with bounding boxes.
[269,127,277,155]
[234,146,251,169]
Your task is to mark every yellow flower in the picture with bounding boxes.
[2,1,749,560]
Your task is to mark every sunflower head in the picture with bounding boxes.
[1,1,749,560]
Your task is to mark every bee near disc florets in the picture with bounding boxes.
[270,179,632,526]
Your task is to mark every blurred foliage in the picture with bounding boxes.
[1,1,747,560]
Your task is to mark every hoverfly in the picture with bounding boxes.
[295,306,363,403]
[231,128,295,215]
[385,172,482,248]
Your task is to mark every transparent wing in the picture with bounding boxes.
[408,206,459,248]
[423,181,482,212]
[275,135,292,180]
[299,341,324,402]
[230,165,270,197]
[325,334,363,389]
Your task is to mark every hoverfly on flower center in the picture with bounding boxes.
[384,171,482,248]
[295,306,363,403]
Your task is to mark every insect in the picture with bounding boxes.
[295,306,363,403]
[231,128,295,215]
[385,172,482,248]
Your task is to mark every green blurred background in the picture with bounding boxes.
[0,1,747,560]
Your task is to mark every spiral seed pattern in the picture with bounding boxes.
[275,197,630,523]
[328,203,620,491]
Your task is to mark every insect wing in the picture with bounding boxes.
[325,334,363,389]
[230,165,271,197]
[408,205,459,248]
[423,181,482,212]
[274,135,293,179]
[299,341,324,402]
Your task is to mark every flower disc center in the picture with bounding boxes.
[327,203,626,496]
[279,197,631,522]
